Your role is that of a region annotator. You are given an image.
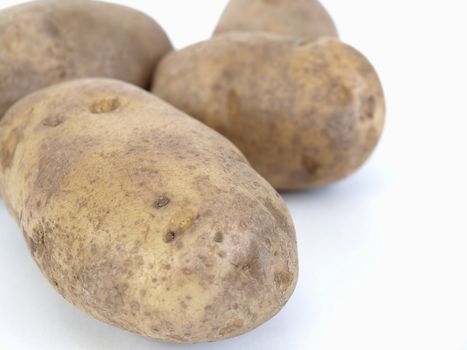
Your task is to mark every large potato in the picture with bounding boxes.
[0,79,298,343]
[214,0,338,41]
[153,33,385,191]
[0,0,172,120]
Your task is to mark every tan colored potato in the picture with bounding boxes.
[0,0,172,120]
[153,33,385,191]
[0,79,298,343]
[214,0,338,41]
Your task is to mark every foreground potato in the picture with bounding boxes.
[0,79,298,343]
[0,0,172,120]
[214,0,338,41]
[153,33,385,190]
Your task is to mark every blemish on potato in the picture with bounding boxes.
[361,95,376,121]
[301,155,320,176]
[42,115,65,127]
[214,231,224,243]
[90,98,121,114]
[1,127,21,169]
[154,196,170,208]
[329,82,353,106]
[274,271,293,291]
[164,231,176,243]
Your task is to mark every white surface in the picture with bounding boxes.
[1,0,467,349]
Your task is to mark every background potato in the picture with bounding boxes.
[214,0,338,41]
[0,0,172,120]
[153,33,385,191]
[0,79,298,343]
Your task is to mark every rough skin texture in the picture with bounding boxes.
[214,0,338,41]
[0,79,298,343]
[152,33,385,191]
[0,0,172,120]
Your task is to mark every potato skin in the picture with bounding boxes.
[214,0,338,41]
[0,79,298,343]
[0,0,172,120]
[152,33,385,190]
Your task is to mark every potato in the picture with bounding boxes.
[0,79,298,343]
[152,33,385,191]
[214,0,338,41]
[0,0,172,120]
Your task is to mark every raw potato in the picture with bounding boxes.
[0,0,172,120]
[153,33,385,190]
[214,0,338,41]
[0,79,298,343]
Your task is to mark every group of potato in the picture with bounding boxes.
[0,0,385,344]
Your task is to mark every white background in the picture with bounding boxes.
[1,0,467,349]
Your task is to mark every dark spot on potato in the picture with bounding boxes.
[329,82,353,106]
[1,128,22,170]
[42,115,65,127]
[154,196,170,208]
[135,168,158,177]
[302,155,320,176]
[214,231,224,243]
[274,271,294,291]
[151,278,158,283]
[42,19,60,38]
[164,264,171,270]
[90,98,121,114]
[164,231,176,243]
[361,95,376,121]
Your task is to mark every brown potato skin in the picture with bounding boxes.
[0,0,172,120]
[214,0,338,41]
[152,33,385,191]
[0,79,298,343]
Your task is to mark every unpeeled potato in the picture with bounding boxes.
[0,79,298,343]
[153,33,385,190]
[0,0,172,120]
[214,0,338,41]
